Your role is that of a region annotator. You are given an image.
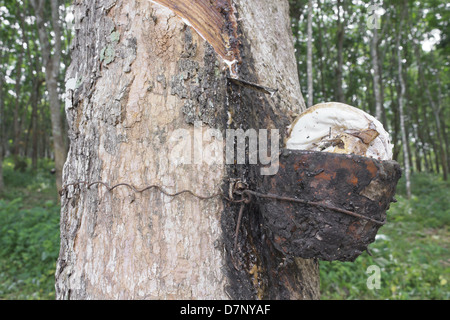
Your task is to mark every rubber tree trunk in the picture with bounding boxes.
[0,71,4,192]
[307,0,314,107]
[316,0,327,101]
[30,79,42,170]
[12,45,23,158]
[18,8,42,170]
[436,75,450,171]
[56,0,319,300]
[31,0,66,190]
[396,1,411,199]
[335,0,345,102]
[371,23,382,121]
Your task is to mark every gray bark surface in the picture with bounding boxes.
[396,1,411,199]
[371,26,382,121]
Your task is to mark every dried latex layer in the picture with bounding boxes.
[285,102,393,161]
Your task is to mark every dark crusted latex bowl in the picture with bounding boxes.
[254,149,402,262]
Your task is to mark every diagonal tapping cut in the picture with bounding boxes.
[148,0,241,76]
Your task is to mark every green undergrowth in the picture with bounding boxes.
[0,158,60,300]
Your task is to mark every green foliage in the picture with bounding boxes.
[395,173,450,228]
[2,157,57,206]
[0,158,60,300]
[0,199,60,300]
[320,173,449,300]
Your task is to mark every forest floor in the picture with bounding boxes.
[0,157,448,300]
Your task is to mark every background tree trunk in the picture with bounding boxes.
[315,0,326,101]
[396,1,411,199]
[371,20,382,121]
[56,0,319,300]
[307,0,313,107]
[12,44,23,159]
[335,0,345,102]
[30,79,42,170]
[436,75,450,171]
[30,0,66,190]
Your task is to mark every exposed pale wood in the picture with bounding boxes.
[150,0,240,64]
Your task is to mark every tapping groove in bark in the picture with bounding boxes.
[57,0,318,300]
[335,0,345,103]
[371,20,382,121]
[149,0,241,76]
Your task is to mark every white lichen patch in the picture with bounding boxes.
[286,102,393,161]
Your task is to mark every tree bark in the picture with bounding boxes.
[422,99,439,174]
[411,94,426,173]
[388,61,400,162]
[56,0,318,300]
[12,44,23,158]
[370,20,382,121]
[307,0,313,107]
[377,42,388,129]
[335,0,345,102]
[19,8,42,167]
[396,1,411,199]
[30,0,66,190]
[316,0,327,101]
[431,105,448,180]
[30,79,42,170]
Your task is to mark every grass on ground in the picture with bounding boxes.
[0,158,60,300]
